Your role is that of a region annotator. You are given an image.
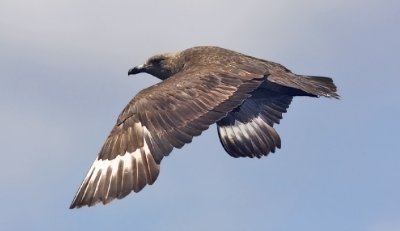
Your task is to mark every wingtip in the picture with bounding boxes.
[69,198,84,209]
[69,202,98,210]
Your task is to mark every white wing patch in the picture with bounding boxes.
[71,123,159,208]
[217,115,281,158]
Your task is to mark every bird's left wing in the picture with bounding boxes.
[70,64,266,208]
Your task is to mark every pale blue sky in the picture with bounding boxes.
[1,0,399,230]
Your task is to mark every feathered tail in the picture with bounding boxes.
[296,76,339,98]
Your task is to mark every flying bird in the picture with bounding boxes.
[70,46,339,208]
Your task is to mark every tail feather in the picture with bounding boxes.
[298,76,339,99]
[266,74,339,99]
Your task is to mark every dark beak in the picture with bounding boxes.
[128,64,146,75]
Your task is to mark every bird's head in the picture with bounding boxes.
[128,52,182,80]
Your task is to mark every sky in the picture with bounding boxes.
[1,0,399,230]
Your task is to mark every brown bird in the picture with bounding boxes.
[70,46,339,208]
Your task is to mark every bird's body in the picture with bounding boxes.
[70,46,338,208]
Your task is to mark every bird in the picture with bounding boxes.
[70,46,339,209]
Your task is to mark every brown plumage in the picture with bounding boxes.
[70,46,339,208]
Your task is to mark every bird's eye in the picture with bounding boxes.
[150,57,163,65]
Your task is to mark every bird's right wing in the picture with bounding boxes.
[217,87,292,158]
[70,64,266,208]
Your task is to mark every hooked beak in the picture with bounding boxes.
[128,64,146,75]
